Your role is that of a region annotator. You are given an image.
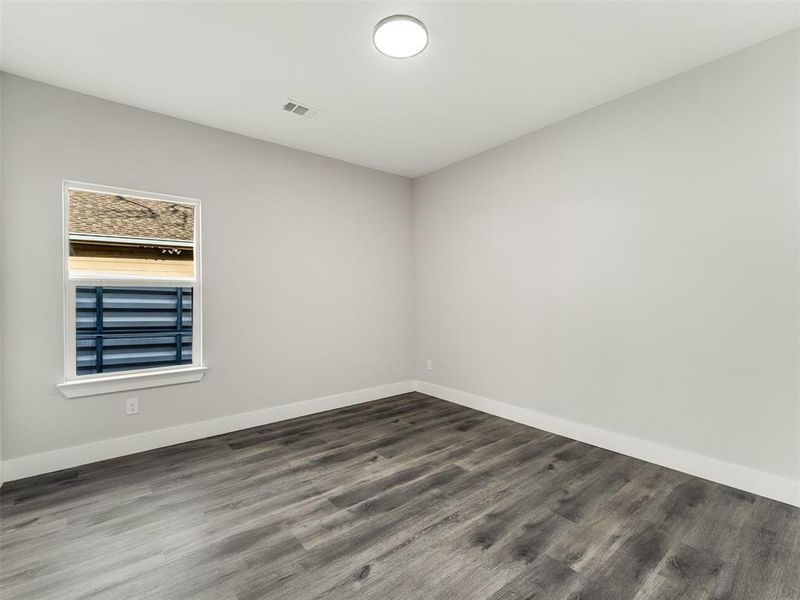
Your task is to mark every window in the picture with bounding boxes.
[58,182,205,398]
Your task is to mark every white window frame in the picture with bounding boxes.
[57,180,206,398]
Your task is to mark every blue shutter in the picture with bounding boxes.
[76,287,193,375]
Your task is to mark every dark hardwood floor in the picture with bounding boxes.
[1,392,798,600]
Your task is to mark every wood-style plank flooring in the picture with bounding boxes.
[1,392,798,599]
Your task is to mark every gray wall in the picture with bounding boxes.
[414,31,799,480]
[0,74,414,460]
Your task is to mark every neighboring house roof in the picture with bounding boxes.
[69,189,194,242]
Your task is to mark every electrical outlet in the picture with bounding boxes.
[426,359,433,371]
[126,397,139,415]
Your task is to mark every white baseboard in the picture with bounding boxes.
[1,380,416,483]
[5,378,797,508]
[416,380,800,508]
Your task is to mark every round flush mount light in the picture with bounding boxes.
[373,15,428,58]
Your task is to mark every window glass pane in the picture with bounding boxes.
[76,287,193,376]
[68,189,195,278]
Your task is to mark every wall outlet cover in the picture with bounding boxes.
[126,397,139,415]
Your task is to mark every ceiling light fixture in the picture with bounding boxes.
[373,15,428,59]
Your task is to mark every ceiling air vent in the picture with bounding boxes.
[282,99,321,119]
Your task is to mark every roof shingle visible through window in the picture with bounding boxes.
[69,189,194,242]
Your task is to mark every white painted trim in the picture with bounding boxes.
[416,380,800,508]
[69,233,194,248]
[1,380,416,483]
[57,365,208,398]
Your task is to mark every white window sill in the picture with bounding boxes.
[57,366,207,398]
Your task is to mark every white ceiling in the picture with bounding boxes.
[2,1,798,177]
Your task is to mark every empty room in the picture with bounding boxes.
[0,1,798,599]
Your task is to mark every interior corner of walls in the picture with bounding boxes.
[0,380,416,484]
[415,381,800,508]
